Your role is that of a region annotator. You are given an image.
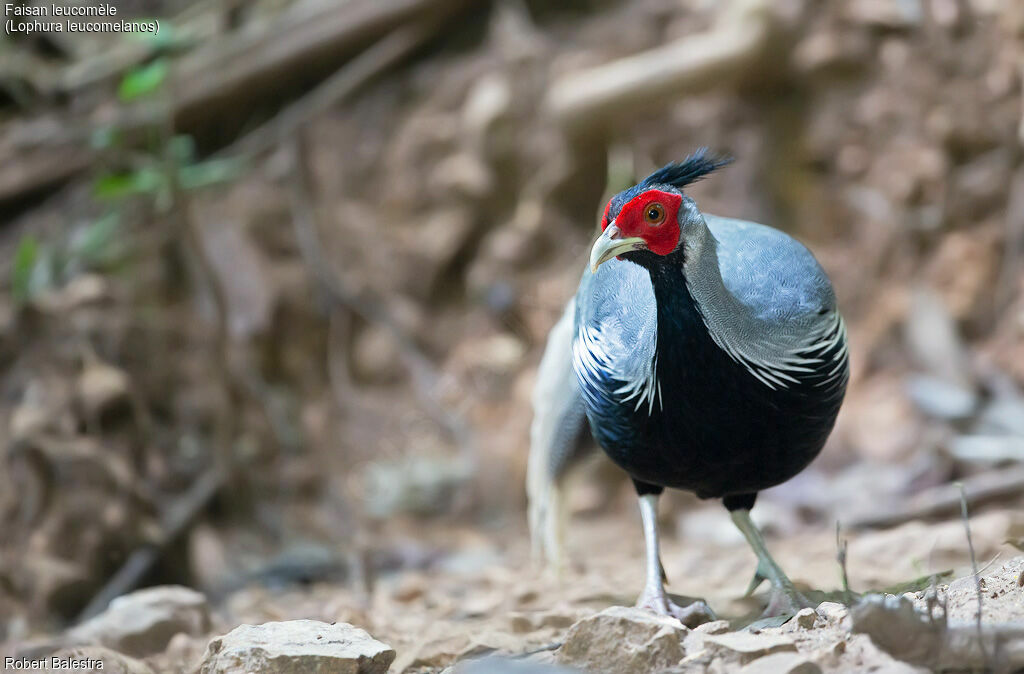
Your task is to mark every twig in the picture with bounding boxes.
[172,0,471,125]
[74,467,225,622]
[836,520,852,606]
[221,22,435,159]
[847,466,1024,529]
[957,482,988,668]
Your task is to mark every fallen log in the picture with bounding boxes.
[847,466,1024,530]
[543,0,778,134]
[0,0,472,211]
[171,0,471,128]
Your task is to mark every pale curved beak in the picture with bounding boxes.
[589,223,647,272]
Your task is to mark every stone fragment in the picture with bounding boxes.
[692,620,731,635]
[49,646,155,674]
[794,607,819,629]
[198,620,394,674]
[702,631,797,664]
[508,608,588,633]
[452,655,580,673]
[68,586,211,658]
[556,606,687,674]
[739,652,821,674]
[815,601,849,623]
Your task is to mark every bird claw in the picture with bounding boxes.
[636,591,717,628]
[744,563,769,597]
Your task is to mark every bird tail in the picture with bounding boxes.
[527,295,593,572]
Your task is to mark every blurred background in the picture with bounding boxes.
[1,0,1024,669]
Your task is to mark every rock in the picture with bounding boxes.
[452,655,580,673]
[904,375,977,420]
[48,646,155,673]
[692,620,731,635]
[508,608,588,633]
[556,606,687,674]
[364,455,474,518]
[76,360,130,417]
[739,652,821,674]
[68,585,211,658]
[793,607,819,629]
[849,594,942,666]
[815,602,849,623]
[198,620,394,674]
[702,632,797,665]
[948,435,1024,465]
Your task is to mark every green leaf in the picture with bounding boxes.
[70,213,124,268]
[168,135,196,164]
[90,125,120,150]
[118,58,169,102]
[11,235,39,303]
[94,167,164,200]
[179,158,245,190]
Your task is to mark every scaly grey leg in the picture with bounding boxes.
[634,494,716,627]
[730,508,812,616]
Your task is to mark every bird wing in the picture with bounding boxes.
[707,216,836,321]
[702,215,848,390]
[572,259,661,414]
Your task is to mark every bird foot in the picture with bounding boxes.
[636,590,716,628]
[761,583,814,618]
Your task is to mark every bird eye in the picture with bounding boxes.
[644,203,666,225]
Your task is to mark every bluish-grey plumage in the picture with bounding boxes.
[574,214,846,403]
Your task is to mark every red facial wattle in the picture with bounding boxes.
[614,190,682,257]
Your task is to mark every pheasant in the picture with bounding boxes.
[527,150,848,620]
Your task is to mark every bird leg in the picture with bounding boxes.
[635,494,716,627]
[730,508,812,617]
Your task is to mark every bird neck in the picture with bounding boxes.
[648,222,747,338]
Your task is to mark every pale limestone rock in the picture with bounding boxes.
[198,620,394,674]
[556,606,687,674]
[68,586,210,658]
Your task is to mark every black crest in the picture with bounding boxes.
[640,148,732,190]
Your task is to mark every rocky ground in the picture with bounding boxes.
[2,0,1024,672]
[4,505,1024,673]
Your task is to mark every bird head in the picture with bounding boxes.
[590,149,732,272]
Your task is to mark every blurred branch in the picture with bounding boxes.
[172,0,471,126]
[544,0,779,134]
[223,21,435,159]
[848,466,1024,530]
[0,0,471,211]
[74,467,225,622]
